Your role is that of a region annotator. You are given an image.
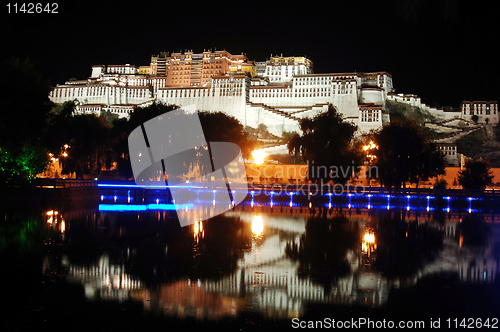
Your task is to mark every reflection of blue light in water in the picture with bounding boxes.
[99,203,192,212]
[100,204,148,211]
[238,196,493,213]
[98,183,194,189]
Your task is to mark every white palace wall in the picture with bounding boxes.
[51,63,472,138]
[50,72,388,136]
[50,84,153,106]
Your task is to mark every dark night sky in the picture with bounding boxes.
[2,1,499,108]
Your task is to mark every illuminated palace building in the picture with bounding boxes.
[49,49,499,136]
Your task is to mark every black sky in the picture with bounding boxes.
[2,1,499,108]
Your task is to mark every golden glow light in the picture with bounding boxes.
[363,140,378,161]
[194,220,203,235]
[362,230,376,255]
[46,210,64,232]
[363,140,378,151]
[194,220,204,241]
[252,149,266,165]
[251,215,264,236]
[364,232,375,244]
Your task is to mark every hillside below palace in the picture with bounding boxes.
[49,49,498,138]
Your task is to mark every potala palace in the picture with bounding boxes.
[49,49,498,165]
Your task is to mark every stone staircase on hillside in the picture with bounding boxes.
[247,102,330,123]
[247,102,299,121]
[276,103,330,117]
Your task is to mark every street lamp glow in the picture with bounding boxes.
[363,140,378,151]
[252,149,266,164]
[363,140,378,161]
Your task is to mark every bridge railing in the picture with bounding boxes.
[31,178,98,188]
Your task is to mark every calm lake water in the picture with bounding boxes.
[2,190,500,331]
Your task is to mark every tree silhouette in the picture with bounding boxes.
[373,211,444,278]
[288,105,362,184]
[458,159,494,190]
[0,58,53,181]
[285,214,359,290]
[110,102,255,180]
[374,120,445,190]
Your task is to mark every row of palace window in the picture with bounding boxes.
[52,87,149,98]
[161,88,248,98]
[78,107,132,115]
[252,92,332,98]
[251,89,352,98]
[463,106,497,115]
[360,110,380,122]
[439,146,457,156]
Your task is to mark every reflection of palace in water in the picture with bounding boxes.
[43,205,500,321]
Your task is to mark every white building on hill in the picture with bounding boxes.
[49,50,495,137]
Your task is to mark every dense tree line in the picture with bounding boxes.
[43,101,257,180]
[285,106,450,190]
